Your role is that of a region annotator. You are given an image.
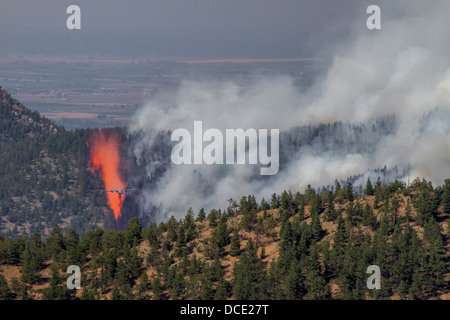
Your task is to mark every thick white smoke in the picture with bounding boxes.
[128,0,450,221]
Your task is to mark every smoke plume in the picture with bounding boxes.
[128,0,450,221]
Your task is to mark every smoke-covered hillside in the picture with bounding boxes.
[127,105,450,223]
[127,113,406,223]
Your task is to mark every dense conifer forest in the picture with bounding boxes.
[0,88,127,236]
[0,88,449,300]
[1,177,449,300]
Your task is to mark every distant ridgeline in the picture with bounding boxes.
[280,115,405,194]
[0,88,59,142]
[279,115,397,160]
[129,115,399,184]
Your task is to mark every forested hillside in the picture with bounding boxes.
[0,88,449,300]
[0,88,405,238]
[0,178,449,300]
[0,87,58,142]
[0,88,117,237]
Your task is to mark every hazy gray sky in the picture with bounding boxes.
[0,0,372,58]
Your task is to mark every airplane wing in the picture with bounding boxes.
[95,188,138,193]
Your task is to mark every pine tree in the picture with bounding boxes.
[21,245,39,285]
[405,200,412,222]
[124,217,143,247]
[111,284,123,300]
[145,222,160,249]
[442,179,450,214]
[285,260,305,299]
[17,280,29,300]
[188,254,201,276]
[30,232,45,271]
[136,272,150,300]
[208,209,219,228]
[116,260,130,287]
[152,275,163,300]
[233,238,266,299]
[213,215,229,253]
[186,275,200,299]
[229,229,241,256]
[169,270,186,300]
[270,193,279,209]
[379,212,391,237]
[397,280,408,300]
[166,216,178,243]
[280,190,291,211]
[197,208,206,222]
[362,202,376,227]
[408,271,422,299]
[374,178,382,208]
[364,178,374,196]
[345,201,355,226]
[310,195,322,216]
[305,245,329,300]
[344,182,354,202]
[43,266,73,300]
[127,247,142,280]
[374,190,380,209]
[297,199,305,220]
[324,191,337,221]
[335,181,342,197]
[310,212,323,242]
[305,185,316,204]
[103,248,117,284]
[214,281,227,300]
[46,227,65,260]
[260,197,269,211]
[331,215,347,274]
[0,275,13,300]
[175,225,187,257]
[184,207,197,242]
[65,228,81,265]
[278,218,294,272]
[211,255,224,281]
[260,247,266,260]
[199,275,214,300]
[390,195,400,226]
[424,218,447,295]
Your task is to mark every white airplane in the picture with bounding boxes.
[98,187,138,195]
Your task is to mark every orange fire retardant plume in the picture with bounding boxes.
[88,130,126,221]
